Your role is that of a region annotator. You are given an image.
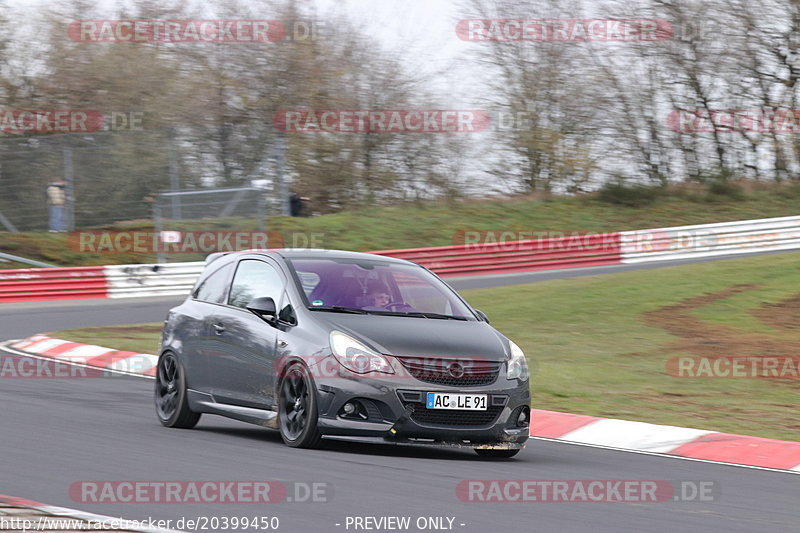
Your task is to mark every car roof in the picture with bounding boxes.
[205,249,414,267]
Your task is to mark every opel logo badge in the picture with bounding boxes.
[447,362,465,379]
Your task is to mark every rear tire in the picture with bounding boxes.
[474,448,521,459]
[278,362,322,448]
[155,352,201,429]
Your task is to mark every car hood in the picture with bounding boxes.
[313,313,509,360]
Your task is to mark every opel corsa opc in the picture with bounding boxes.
[156,250,531,458]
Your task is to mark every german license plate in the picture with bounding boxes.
[426,392,487,410]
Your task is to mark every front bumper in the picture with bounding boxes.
[321,435,527,450]
[309,357,531,447]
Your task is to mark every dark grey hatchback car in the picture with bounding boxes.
[156,249,530,457]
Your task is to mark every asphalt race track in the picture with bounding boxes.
[1,253,798,533]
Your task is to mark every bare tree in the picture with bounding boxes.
[461,0,604,193]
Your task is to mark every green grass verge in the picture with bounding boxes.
[3,182,800,267]
[50,252,800,441]
[464,251,800,441]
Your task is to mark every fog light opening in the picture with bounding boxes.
[339,400,367,420]
[516,406,530,428]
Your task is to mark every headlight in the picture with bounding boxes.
[506,340,529,381]
[330,331,395,375]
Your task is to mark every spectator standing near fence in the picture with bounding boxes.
[290,192,310,217]
[46,179,67,232]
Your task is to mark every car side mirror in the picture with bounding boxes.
[474,309,490,323]
[247,297,277,324]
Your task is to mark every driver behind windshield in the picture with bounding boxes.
[362,282,392,310]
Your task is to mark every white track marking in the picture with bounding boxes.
[23,338,70,354]
[559,418,715,453]
[3,498,183,533]
[531,437,800,476]
[0,343,155,379]
[58,344,116,358]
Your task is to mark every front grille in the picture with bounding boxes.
[403,402,504,427]
[396,356,501,387]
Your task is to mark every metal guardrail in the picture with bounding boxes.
[372,233,623,277]
[0,252,55,268]
[0,215,799,302]
[620,215,800,263]
[104,263,204,298]
[0,266,107,303]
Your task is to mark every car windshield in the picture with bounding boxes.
[286,257,474,320]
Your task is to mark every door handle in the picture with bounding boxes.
[213,323,225,335]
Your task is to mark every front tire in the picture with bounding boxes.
[155,352,201,429]
[278,362,322,448]
[474,448,521,459]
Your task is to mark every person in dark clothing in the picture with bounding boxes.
[289,192,310,217]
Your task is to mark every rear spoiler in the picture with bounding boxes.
[205,252,230,265]
[205,249,273,265]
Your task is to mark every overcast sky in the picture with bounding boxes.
[4,0,484,105]
[317,0,477,103]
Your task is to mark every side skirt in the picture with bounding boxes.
[187,389,279,429]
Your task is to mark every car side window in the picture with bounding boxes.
[193,263,234,304]
[229,259,284,309]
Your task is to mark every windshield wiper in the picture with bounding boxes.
[409,312,469,321]
[308,306,468,320]
[308,306,368,314]
[362,310,468,321]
